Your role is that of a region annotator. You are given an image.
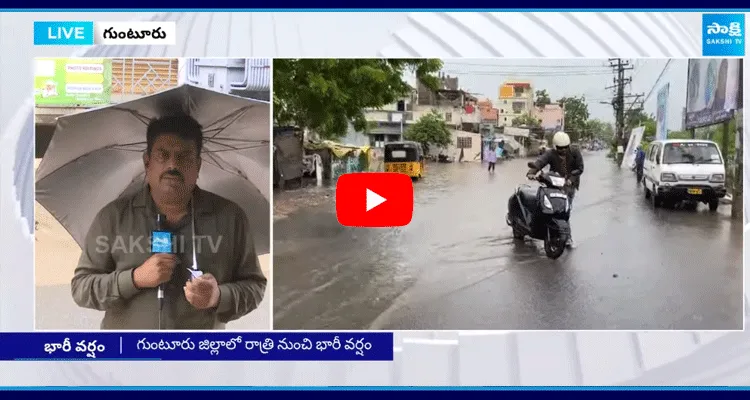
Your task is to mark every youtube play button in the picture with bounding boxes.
[366,189,387,212]
[336,172,414,227]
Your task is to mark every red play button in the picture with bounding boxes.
[335,172,414,228]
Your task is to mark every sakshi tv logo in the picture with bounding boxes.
[702,13,745,56]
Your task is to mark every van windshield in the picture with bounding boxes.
[662,142,722,164]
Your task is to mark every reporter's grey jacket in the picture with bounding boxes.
[529,148,585,190]
[71,185,267,330]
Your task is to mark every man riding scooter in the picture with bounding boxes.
[526,131,584,248]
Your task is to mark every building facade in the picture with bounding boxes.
[533,104,565,132]
[362,74,481,148]
[497,80,534,127]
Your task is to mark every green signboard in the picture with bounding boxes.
[34,58,112,106]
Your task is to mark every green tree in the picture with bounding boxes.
[585,119,614,141]
[273,59,444,139]
[623,110,657,146]
[557,96,589,142]
[534,89,551,107]
[511,112,541,127]
[701,118,736,159]
[404,109,452,155]
[625,109,654,133]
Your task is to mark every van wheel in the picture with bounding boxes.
[644,183,651,199]
[651,191,662,208]
[708,198,719,212]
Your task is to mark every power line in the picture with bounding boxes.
[621,59,672,118]
[642,59,673,104]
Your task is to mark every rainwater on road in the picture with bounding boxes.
[273,152,743,330]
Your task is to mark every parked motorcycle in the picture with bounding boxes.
[505,162,576,259]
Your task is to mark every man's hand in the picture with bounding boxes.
[566,178,573,187]
[184,274,220,310]
[133,254,178,288]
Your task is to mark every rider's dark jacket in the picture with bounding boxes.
[528,147,585,190]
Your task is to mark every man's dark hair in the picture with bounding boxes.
[146,115,204,156]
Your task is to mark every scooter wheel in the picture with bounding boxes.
[544,238,566,259]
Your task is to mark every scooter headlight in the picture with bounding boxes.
[543,195,553,210]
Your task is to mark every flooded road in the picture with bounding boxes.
[273,152,743,330]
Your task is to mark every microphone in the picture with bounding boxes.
[151,214,172,330]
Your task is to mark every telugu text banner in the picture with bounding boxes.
[0,332,394,361]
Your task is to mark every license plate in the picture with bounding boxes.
[687,188,702,195]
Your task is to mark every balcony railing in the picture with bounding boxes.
[111,58,180,102]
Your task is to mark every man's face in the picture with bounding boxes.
[556,145,569,156]
[144,133,201,202]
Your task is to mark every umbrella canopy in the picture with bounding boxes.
[36,83,270,255]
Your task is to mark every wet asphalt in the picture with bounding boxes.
[273,152,743,330]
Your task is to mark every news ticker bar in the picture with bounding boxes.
[0,390,741,395]
[0,332,393,361]
[33,21,176,46]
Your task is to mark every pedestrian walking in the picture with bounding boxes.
[634,144,646,183]
[486,145,497,172]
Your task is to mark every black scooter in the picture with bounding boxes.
[505,162,577,259]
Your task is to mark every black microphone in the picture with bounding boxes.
[152,214,172,330]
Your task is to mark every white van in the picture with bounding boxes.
[642,139,727,211]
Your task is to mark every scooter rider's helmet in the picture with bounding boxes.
[552,131,571,154]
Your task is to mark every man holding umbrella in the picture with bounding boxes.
[71,115,267,330]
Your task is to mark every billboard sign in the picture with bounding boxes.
[623,126,645,168]
[685,58,740,129]
[656,84,669,141]
[34,58,112,106]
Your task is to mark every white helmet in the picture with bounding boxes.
[552,131,571,148]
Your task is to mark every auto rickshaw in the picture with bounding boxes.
[384,141,424,180]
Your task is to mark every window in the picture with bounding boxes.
[457,137,472,149]
[655,145,662,164]
[445,112,452,122]
[663,142,722,164]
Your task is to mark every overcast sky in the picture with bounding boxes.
[404,59,688,131]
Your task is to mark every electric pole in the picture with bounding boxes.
[606,59,636,165]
